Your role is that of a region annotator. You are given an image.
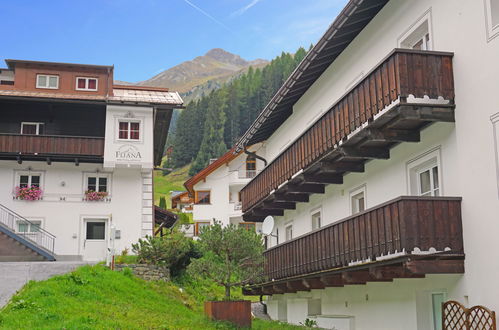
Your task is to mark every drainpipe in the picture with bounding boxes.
[243,146,267,167]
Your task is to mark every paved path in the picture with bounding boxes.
[0,261,90,308]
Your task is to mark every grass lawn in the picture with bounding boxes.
[0,265,302,329]
[153,164,191,209]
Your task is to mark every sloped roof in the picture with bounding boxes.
[235,0,389,150]
[184,147,242,196]
[111,87,183,106]
[154,206,179,228]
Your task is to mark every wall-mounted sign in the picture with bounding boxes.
[116,144,142,162]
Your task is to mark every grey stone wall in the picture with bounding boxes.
[115,264,170,281]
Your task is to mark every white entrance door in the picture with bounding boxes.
[82,219,108,261]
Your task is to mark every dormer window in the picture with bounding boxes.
[36,74,59,89]
[21,122,44,135]
[76,77,98,91]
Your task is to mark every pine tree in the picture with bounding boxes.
[159,196,167,209]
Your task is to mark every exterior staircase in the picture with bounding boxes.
[0,204,56,261]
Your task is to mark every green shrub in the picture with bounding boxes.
[132,230,200,277]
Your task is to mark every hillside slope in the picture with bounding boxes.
[0,265,301,329]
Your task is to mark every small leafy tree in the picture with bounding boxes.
[187,222,264,300]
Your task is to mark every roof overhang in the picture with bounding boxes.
[235,0,389,151]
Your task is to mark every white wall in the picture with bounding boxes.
[0,161,146,259]
[255,0,499,324]
[104,105,154,170]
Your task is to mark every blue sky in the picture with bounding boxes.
[1,0,347,82]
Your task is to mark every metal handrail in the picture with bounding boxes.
[0,204,55,254]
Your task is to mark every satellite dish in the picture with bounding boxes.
[262,216,275,236]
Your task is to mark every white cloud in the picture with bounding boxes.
[230,0,262,18]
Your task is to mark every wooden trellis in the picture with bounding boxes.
[443,301,496,330]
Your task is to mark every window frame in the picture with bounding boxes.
[311,208,322,231]
[416,164,440,197]
[117,119,141,141]
[239,222,256,231]
[85,220,107,241]
[285,222,293,241]
[397,9,433,51]
[195,190,211,205]
[75,77,99,91]
[194,221,211,236]
[20,122,44,135]
[407,147,443,197]
[485,0,499,41]
[36,74,59,89]
[83,172,111,194]
[350,185,366,215]
[15,171,43,189]
[16,219,43,234]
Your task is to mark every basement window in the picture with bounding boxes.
[17,220,41,233]
[76,77,98,91]
[36,74,59,89]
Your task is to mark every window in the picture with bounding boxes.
[86,174,109,192]
[311,211,321,230]
[21,122,44,135]
[245,155,257,178]
[36,74,59,89]
[17,220,41,233]
[86,221,106,240]
[350,185,366,214]
[401,20,431,50]
[407,148,442,196]
[418,165,439,196]
[195,191,211,204]
[398,11,433,50]
[239,222,256,231]
[76,77,98,91]
[18,173,41,188]
[118,120,140,140]
[485,0,499,41]
[195,221,210,236]
[285,224,293,241]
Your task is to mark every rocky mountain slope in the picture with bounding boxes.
[117,48,268,103]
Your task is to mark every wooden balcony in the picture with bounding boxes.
[241,49,455,220]
[244,196,464,295]
[0,133,104,163]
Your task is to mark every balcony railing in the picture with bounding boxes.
[241,49,454,213]
[0,134,104,158]
[263,196,463,282]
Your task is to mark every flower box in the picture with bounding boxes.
[84,190,109,201]
[14,186,43,201]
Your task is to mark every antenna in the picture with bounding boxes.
[262,216,276,237]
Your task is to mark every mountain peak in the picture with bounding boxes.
[204,48,246,66]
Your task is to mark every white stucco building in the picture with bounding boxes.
[184,145,264,236]
[0,59,182,261]
[236,0,499,329]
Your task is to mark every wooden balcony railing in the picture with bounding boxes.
[0,134,104,157]
[263,196,463,282]
[241,49,454,213]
